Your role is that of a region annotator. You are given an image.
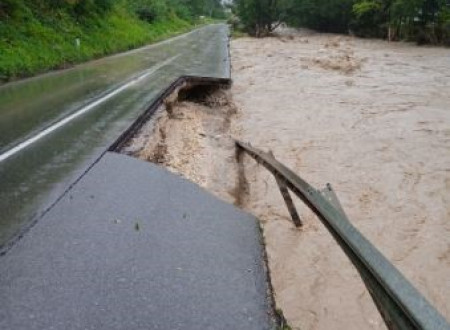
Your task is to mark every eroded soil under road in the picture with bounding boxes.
[121,85,241,206]
[123,29,450,330]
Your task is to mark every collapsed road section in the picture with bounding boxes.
[114,77,240,206]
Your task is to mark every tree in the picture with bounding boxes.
[235,0,289,37]
[128,0,169,22]
[287,0,356,33]
[351,0,450,43]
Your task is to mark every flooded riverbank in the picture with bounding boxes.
[231,30,450,329]
[123,29,450,329]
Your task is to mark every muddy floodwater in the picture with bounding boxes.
[125,29,450,329]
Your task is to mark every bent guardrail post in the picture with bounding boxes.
[275,176,303,227]
[235,140,450,330]
[266,150,303,227]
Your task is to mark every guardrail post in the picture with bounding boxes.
[275,177,303,227]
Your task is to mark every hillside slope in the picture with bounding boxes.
[0,0,222,82]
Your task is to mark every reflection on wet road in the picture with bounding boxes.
[0,24,230,248]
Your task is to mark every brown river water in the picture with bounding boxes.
[124,29,450,329]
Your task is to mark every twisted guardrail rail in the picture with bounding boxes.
[236,140,450,330]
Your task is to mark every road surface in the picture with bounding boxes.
[0,152,275,329]
[0,24,230,250]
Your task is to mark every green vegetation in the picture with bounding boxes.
[275,307,292,330]
[0,0,226,82]
[231,29,249,39]
[232,0,287,37]
[233,0,450,45]
[350,0,450,44]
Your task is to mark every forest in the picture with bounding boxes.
[234,0,450,44]
[0,0,225,81]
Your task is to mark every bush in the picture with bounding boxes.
[0,0,30,20]
[235,0,287,37]
[350,0,387,38]
[73,0,114,18]
[131,0,169,22]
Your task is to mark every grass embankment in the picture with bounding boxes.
[0,6,197,83]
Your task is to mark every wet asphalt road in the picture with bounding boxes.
[0,24,230,248]
[0,152,275,329]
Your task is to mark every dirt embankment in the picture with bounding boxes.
[123,29,450,330]
[121,85,240,206]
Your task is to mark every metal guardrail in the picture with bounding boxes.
[235,140,450,330]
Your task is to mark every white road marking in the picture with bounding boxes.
[0,55,179,163]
